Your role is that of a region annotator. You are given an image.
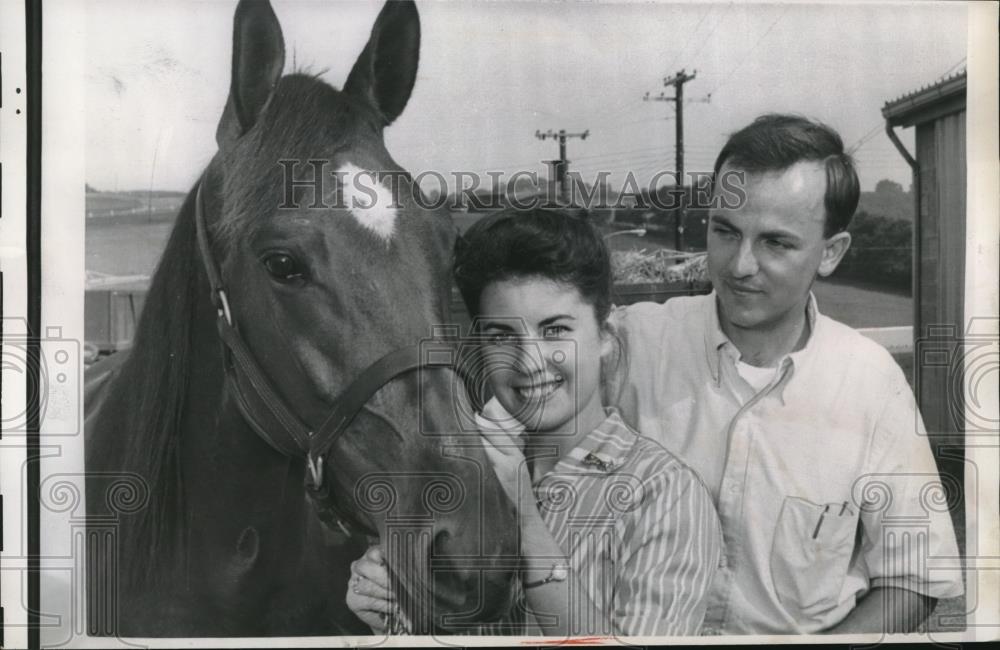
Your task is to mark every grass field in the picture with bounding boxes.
[86,217,174,279]
[86,192,184,217]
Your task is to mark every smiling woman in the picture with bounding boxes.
[347,208,722,636]
[477,276,610,437]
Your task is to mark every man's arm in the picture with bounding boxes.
[835,361,961,634]
[824,587,936,634]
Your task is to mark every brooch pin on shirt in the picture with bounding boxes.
[582,452,615,472]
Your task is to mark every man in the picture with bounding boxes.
[601,114,963,634]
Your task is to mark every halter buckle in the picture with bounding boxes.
[306,454,324,489]
[336,518,351,537]
[216,289,233,326]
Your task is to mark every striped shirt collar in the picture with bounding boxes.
[703,290,821,385]
[547,408,637,478]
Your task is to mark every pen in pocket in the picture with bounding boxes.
[813,501,851,539]
[812,504,830,539]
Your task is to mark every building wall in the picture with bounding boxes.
[913,109,967,533]
[915,110,967,437]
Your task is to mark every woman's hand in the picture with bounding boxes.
[480,427,536,518]
[345,545,395,633]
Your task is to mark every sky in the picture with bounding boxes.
[84,0,969,194]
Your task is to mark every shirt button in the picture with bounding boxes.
[728,482,739,493]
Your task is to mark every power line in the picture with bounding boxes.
[556,149,678,175]
[572,146,726,179]
[595,101,666,126]
[603,116,673,131]
[685,3,733,66]
[708,5,789,97]
[588,5,726,132]
[937,57,966,81]
[574,149,722,177]
[849,55,968,155]
[848,123,885,155]
[604,99,712,134]
[574,152,679,171]
[587,5,729,128]
[573,146,721,172]
[663,5,715,75]
[458,140,720,178]
[571,144,675,163]
[572,151,685,176]
[588,98,650,124]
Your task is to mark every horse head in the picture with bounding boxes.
[204,0,520,632]
[88,0,517,636]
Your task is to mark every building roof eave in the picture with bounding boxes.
[882,71,967,127]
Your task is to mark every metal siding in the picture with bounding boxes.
[914,112,966,438]
[936,111,967,332]
[916,123,938,339]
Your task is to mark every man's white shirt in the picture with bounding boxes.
[597,291,962,633]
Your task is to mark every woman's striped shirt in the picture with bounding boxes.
[484,407,722,637]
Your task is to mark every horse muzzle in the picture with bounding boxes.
[383,524,518,632]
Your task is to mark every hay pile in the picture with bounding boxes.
[611,249,709,284]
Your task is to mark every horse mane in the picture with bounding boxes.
[95,186,207,587]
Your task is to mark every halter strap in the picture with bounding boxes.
[195,182,313,457]
[192,180,456,537]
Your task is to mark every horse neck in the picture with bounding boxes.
[156,188,316,600]
[87,185,233,588]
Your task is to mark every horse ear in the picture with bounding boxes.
[216,0,286,149]
[343,0,420,127]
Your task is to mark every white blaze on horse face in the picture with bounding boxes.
[337,162,397,241]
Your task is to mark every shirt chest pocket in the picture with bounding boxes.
[769,496,857,624]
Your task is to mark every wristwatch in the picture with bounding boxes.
[522,562,570,589]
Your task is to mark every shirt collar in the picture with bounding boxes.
[703,291,729,383]
[703,290,821,385]
[786,292,821,364]
[549,407,637,477]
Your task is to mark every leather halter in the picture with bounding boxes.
[193,180,455,537]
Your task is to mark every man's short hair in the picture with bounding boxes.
[713,114,861,237]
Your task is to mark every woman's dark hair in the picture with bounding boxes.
[453,207,612,324]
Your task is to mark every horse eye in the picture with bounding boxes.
[263,253,304,282]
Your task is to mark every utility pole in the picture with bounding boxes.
[645,68,697,251]
[535,128,589,205]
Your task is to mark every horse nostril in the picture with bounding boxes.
[433,528,452,554]
[236,526,260,563]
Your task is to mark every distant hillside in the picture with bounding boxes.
[857,179,913,222]
[115,189,188,199]
[86,192,143,214]
[449,174,621,212]
[451,175,562,211]
[86,190,185,221]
